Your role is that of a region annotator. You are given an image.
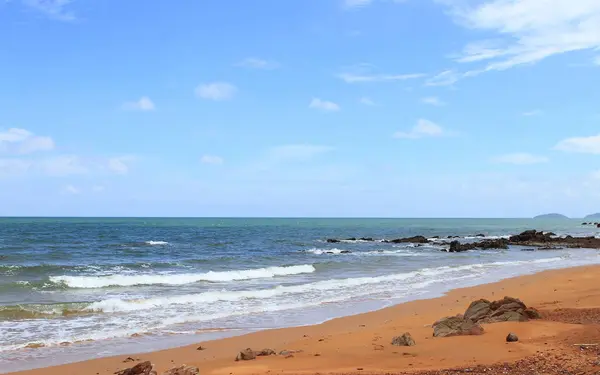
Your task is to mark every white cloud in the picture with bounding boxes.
[195,82,237,101]
[92,185,105,193]
[492,152,549,165]
[0,159,32,177]
[23,0,76,21]
[445,0,600,73]
[309,98,340,112]
[555,134,600,154]
[64,184,80,195]
[344,0,373,9]
[122,97,155,111]
[107,157,131,175]
[394,119,445,139]
[522,109,543,116]
[338,72,425,83]
[269,144,333,161]
[421,96,446,106]
[41,155,88,176]
[236,58,279,70]
[0,128,55,154]
[359,97,375,106]
[425,70,461,86]
[200,155,224,165]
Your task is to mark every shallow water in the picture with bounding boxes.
[0,217,598,372]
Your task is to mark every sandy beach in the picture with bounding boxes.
[8,264,600,375]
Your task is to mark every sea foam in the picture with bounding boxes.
[49,264,316,288]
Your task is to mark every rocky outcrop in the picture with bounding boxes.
[464,296,540,323]
[509,230,554,243]
[385,236,429,244]
[235,348,256,361]
[116,361,156,375]
[163,366,199,375]
[255,348,276,356]
[326,239,340,243]
[508,230,600,248]
[448,239,509,252]
[433,297,540,338]
[391,332,416,346]
[433,315,485,337]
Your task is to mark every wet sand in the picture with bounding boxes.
[9,265,600,375]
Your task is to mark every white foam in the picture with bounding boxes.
[145,241,169,245]
[305,248,346,255]
[49,264,316,288]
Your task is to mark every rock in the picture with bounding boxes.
[123,357,137,363]
[475,234,486,237]
[597,223,600,228]
[431,236,440,239]
[255,348,276,356]
[506,333,519,342]
[163,366,200,375]
[346,237,357,241]
[464,299,492,322]
[279,350,302,356]
[391,332,416,346]
[359,237,374,241]
[432,315,484,337]
[326,239,340,243]
[340,250,352,254]
[448,239,509,252]
[25,343,45,349]
[524,307,542,319]
[115,361,155,375]
[196,346,205,351]
[387,236,429,244]
[235,348,256,361]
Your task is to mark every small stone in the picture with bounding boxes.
[235,348,256,361]
[256,348,276,356]
[506,333,519,342]
[391,332,416,346]
[163,365,200,375]
[196,346,206,351]
[123,357,136,363]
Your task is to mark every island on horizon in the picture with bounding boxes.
[533,213,569,219]
[584,213,600,220]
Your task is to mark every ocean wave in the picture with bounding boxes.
[48,264,316,288]
[81,257,567,313]
[305,248,430,257]
[145,241,169,245]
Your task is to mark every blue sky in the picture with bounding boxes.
[1,0,600,217]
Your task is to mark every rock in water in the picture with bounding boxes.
[391,333,416,346]
[506,333,519,342]
[163,366,200,375]
[235,348,256,361]
[432,315,484,337]
[115,361,155,375]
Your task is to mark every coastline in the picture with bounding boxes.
[8,264,600,375]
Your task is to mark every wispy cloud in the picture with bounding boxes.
[64,184,80,195]
[393,119,445,139]
[309,98,340,112]
[492,153,549,165]
[522,109,543,116]
[338,72,425,83]
[195,82,237,101]
[236,58,280,70]
[0,128,55,154]
[107,156,135,175]
[425,70,461,86]
[343,0,373,9]
[359,97,376,106]
[23,0,76,21]
[444,0,600,74]
[555,134,600,154]
[200,155,224,165]
[122,97,155,111]
[421,96,446,106]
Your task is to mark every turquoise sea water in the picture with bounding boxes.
[1,217,599,372]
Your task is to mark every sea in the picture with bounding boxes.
[1,217,599,373]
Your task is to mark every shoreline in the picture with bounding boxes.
[8,264,600,375]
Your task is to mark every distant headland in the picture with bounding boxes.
[533,213,569,219]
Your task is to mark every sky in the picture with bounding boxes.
[1,0,600,217]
